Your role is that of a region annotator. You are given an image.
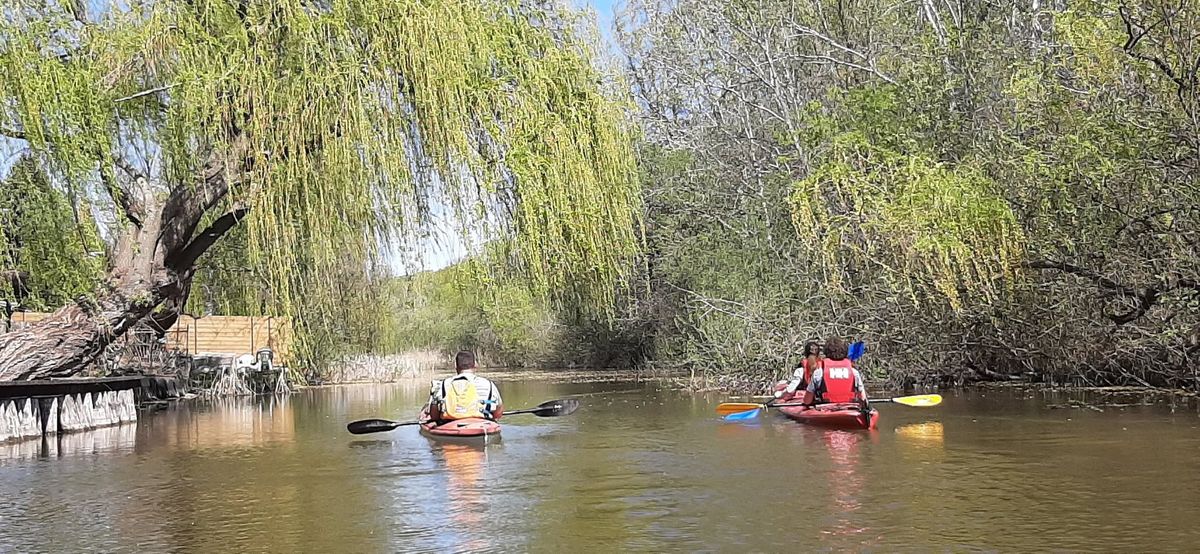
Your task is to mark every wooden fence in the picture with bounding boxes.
[167,315,292,362]
[5,311,50,327]
[4,312,292,363]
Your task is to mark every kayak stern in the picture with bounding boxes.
[777,402,879,430]
[418,407,502,440]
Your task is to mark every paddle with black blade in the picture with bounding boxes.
[346,398,581,435]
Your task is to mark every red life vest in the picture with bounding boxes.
[801,357,818,383]
[819,358,856,403]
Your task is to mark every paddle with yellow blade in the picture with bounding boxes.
[716,394,943,417]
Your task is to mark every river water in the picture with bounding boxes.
[2,371,1199,552]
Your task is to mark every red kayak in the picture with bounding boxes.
[777,402,879,430]
[418,407,501,441]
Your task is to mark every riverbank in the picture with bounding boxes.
[318,352,446,384]
[661,363,1200,407]
[314,352,679,386]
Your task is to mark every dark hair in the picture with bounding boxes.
[804,341,822,357]
[823,336,848,361]
[455,351,476,371]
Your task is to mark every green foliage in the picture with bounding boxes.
[0,156,103,309]
[381,259,562,366]
[621,0,1200,388]
[184,225,264,316]
[2,1,640,370]
[792,91,1024,309]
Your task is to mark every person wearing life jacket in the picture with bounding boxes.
[428,351,503,422]
[801,336,868,408]
[774,340,823,402]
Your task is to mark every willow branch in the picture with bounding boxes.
[114,83,178,104]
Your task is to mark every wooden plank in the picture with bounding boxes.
[0,376,145,399]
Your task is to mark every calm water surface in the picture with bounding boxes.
[2,371,1199,552]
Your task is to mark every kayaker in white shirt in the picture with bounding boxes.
[774,340,823,401]
[428,351,503,421]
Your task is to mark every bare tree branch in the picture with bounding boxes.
[1121,5,1183,86]
[113,155,149,183]
[157,135,250,256]
[1026,259,1136,297]
[100,167,146,228]
[1026,259,1163,325]
[167,205,249,272]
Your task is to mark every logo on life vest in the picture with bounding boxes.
[827,367,851,379]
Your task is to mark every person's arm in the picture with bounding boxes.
[801,368,822,405]
[853,368,869,402]
[428,379,443,420]
[488,381,503,420]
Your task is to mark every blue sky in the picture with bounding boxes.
[578,0,620,46]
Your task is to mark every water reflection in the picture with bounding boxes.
[438,443,490,552]
[895,421,945,443]
[819,430,877,547]
[894,420,946,470]
[0,422,137,460]
[137,396,296,451]
[0,396,300,461]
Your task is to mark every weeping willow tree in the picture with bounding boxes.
[789,90,1026,311]
[0,0,640,380]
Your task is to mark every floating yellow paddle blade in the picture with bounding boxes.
[891,394,942,407]
[715,402,766,416]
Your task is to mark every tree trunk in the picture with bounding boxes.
[0,276,184,380]
[145,289,189,340]
[2,269,31,304]
[0,146,245,381]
